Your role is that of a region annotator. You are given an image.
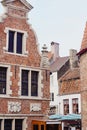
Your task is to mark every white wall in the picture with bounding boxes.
[58,94,81,115]
[50,72,58,107]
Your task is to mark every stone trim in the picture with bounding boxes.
[0,114,44,117]
[8,101,21,113]
[2,0,33,11]
[0,62,49,71]
[0,96,50,101]
[7,4,29,12]
[30,103,41,112]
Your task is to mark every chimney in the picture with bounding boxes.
[69,49,78,69]
[41,44,49,68]
[51,42,59,61]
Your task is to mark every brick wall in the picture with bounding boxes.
[0,0,50,130]
[80,53,87,129]
[59,78,81,95]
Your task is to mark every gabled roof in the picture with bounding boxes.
[60,68,80,81]
[50,56,69,72]
[1,0,33,10]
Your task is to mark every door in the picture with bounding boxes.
[32,120,46,130]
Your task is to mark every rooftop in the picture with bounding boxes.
[50,56,69,72]
[60,68,80,81]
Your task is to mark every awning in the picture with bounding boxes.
[49,114,63,120]
[49,114,81,121]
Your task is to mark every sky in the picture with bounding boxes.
[0,0,87,56]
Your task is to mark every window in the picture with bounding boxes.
[50,93,54,101]
[0,67,7,94]
[15,119,23,130]
[0,119,23,130]
[8,30,14,52]
[63,99,69,115]
[16,32,23,54]
[33,125,39,130]
[41,125,44,130]
[0,119,1,130]
[31,71,38,96]
[21,70,39,97]
[21,70,29,96]
[4,119,12,130]
[72,98,78,114]
[8,30,23,54]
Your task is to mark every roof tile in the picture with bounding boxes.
[81,22,87,50]
[50,56,69,72]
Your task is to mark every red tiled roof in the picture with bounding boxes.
[81,22,87,50]
[60,68,80,82]
[59,68,81,95]
[50,56,69,72]
[78,22,87,56]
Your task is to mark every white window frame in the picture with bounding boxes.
[18,67,42,99]
[4,27,28,56]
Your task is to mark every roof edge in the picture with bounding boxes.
[77,48,87,56]
[1,0,33,10]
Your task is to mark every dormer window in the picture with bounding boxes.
[4,27,28,56]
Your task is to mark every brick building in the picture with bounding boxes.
[0,0,50,130]
[58,49,81,130]
[77,22,87,130]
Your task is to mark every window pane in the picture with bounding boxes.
[63,99,69,115]
[8,30,14,52]
[15,119,23,130]
[31,71,38,96]
[0,67,7,94]
[72,98,78,113]
[41,125,44,130]
[52,93,54,101]
[16,32,23,54]
[33,125,39,130]
[21,70,29,96]
[50,93,54,101]
[0,119,1,130]
[4,119,12,130]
